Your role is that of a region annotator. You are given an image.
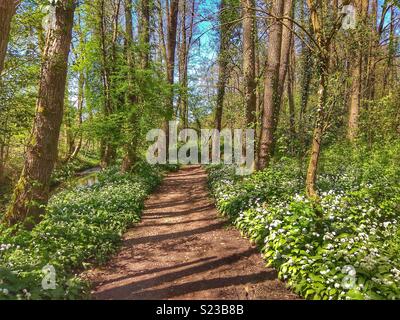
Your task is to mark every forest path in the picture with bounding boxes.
[85,165,297,300]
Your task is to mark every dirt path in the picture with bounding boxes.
[85,166,297,300]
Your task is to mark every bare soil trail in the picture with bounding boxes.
[85,166,297,300]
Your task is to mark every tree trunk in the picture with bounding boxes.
[306,58,328,198]
[287,40,296,148]
[242,0,256,127]
[156,0,168,65]
[99,0,120,168]
[139,0,151,69]
[65,70,85,163]
[4,0,75,228]
[348,0,369,141]
[298,3,314,149]
[348,56,362,141]
[165,0,179,152]
[214,0,231,132]
[366,0,377,100]
[305,0,344,198]
[177,0,195,128]
[0,141,6,184]
[257,0,284,170]
[0,0,17,75]
[278,0,293,98]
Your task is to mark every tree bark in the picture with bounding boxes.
[306,57,329,198]
[139,0,151,69]
[214,0,231,132]
[305,0,345,198]
[278,0,293,98]
[99,0,120,168]
[287,40,296,148]
[178,0,195,128]
[4,0,75,228]
[121,0,137,172]
[348,0,369,141]
[165,0,179,152]
[0,0,18,75]
[242,0,257,127]
[257,0,284,170]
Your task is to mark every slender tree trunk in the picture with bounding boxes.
[177,0,194,128]
[383,5,395,93]
[0,0,17,75]
[287,40,296,148]
[156,0,167,64]
[366,0,385,101]
[242,0,256,127]
[121,0,137,172]
[257,0,284,170]
[66,9,85,163]
[99,0,120,168]
[121,0,152,172]
[99,0,114,167]
[348,0,369,141]
[0,139,6,184]
[139,0,151,69]
[298,4,314,149]
[4,0,75,228]
[305,0,345,198]
[178,0,188,126]
[348,56,362,141]
[165,0,179,153]
[215,0,230,132]
[306,57,329,198]
[65,70,85,163]
[278,0,293,97]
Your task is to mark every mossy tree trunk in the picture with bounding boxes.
[3,0,75,228]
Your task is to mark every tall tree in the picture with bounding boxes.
[98,0,121,168]
[242,0,256,127]
[348,0,369,141]
[4,0,76,228]
[305,0,350,197]
[121,0,137,172]
[257,0,284,169]
[214,0,232,131]
[0,0,18,75]
[178,0,195,128]
[139,0,151,69]
[278,0,293,98]
[165,0,179,152]
[121,0,153,172]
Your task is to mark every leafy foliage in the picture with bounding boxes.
[208,142,400,300]
[0,163,166,300]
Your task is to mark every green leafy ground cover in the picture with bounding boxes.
[207,143,400,300]
[0,163,176,300]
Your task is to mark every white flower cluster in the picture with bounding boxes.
[0,288,9,295]
[0,244,13,252]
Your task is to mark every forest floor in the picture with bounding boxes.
[84,165,298,300]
